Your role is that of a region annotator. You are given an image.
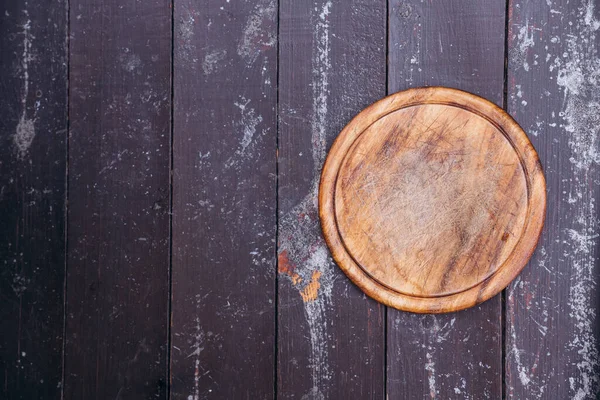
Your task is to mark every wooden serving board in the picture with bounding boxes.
[319,87,546,313]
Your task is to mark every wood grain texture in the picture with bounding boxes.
[320,87,546,313]
[277,0,386,398]
[506,0,600,398]
[170,1,277,398]
[0,1,67,398]
[1,1,597,398]
[65,0,171,398]
[387,1,507,397]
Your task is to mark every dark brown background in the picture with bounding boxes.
[1,0,599,399]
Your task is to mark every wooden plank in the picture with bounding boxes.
[506,1,600,398]
[0,1,67,398]
[65,1,171,398]
[387,1,506,397]
[170,1,277,398]
[277,1,386,398]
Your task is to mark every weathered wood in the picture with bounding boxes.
[170,1,277,398]
[2,0,596,397]
[320,87,546,314]
[387,0,506,397]
[0,1,67,398]
[65,1,171,398]
[506,1,600,398]
[277,0,386,398]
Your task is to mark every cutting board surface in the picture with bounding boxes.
[319,87,546,313]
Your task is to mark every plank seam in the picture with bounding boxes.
[167,0,175,398]
[274,0,281,398]
[61,0,71,397]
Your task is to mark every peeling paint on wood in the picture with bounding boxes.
[171,0,277,398]
[202,49,226,75]
[278,0,386,398]
[14,11,36,159]
[237,0,276,65]
[3,0,600,397]
[507,0,600,398]
[0,0,67,397]
[278,4,337,394]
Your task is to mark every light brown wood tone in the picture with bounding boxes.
[319,87,546,313]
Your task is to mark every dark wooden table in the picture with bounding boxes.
[1,1,599,399]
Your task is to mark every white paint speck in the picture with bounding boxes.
[223,96,264,169]
[15,118,35,159]
[119,50,141,73]
[181,14,195,41]
[279,2,334,397]
[511,1,600,398]
[508,283,532,387]
[311,0,332,171]
[511,21,535,72]
[555,12,600,169]
[234,96,262,151]
[14,12,36,159]
[584,0,600,30]
[188,312,205,400]
[557,14,600,395]
[425,352,437,398]
[237,0,276,65]
[202,49,226,75]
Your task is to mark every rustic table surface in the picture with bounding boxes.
[1,0,599,399]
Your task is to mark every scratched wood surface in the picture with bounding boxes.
[506,0,600,398]
[277,0,386,398]
[170,0,277,399]
[64,0,171,398]
[1,0,600,399]
[0,1,67,398]
[387,1,507,397]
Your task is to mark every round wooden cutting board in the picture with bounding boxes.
[319,87,546,313]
